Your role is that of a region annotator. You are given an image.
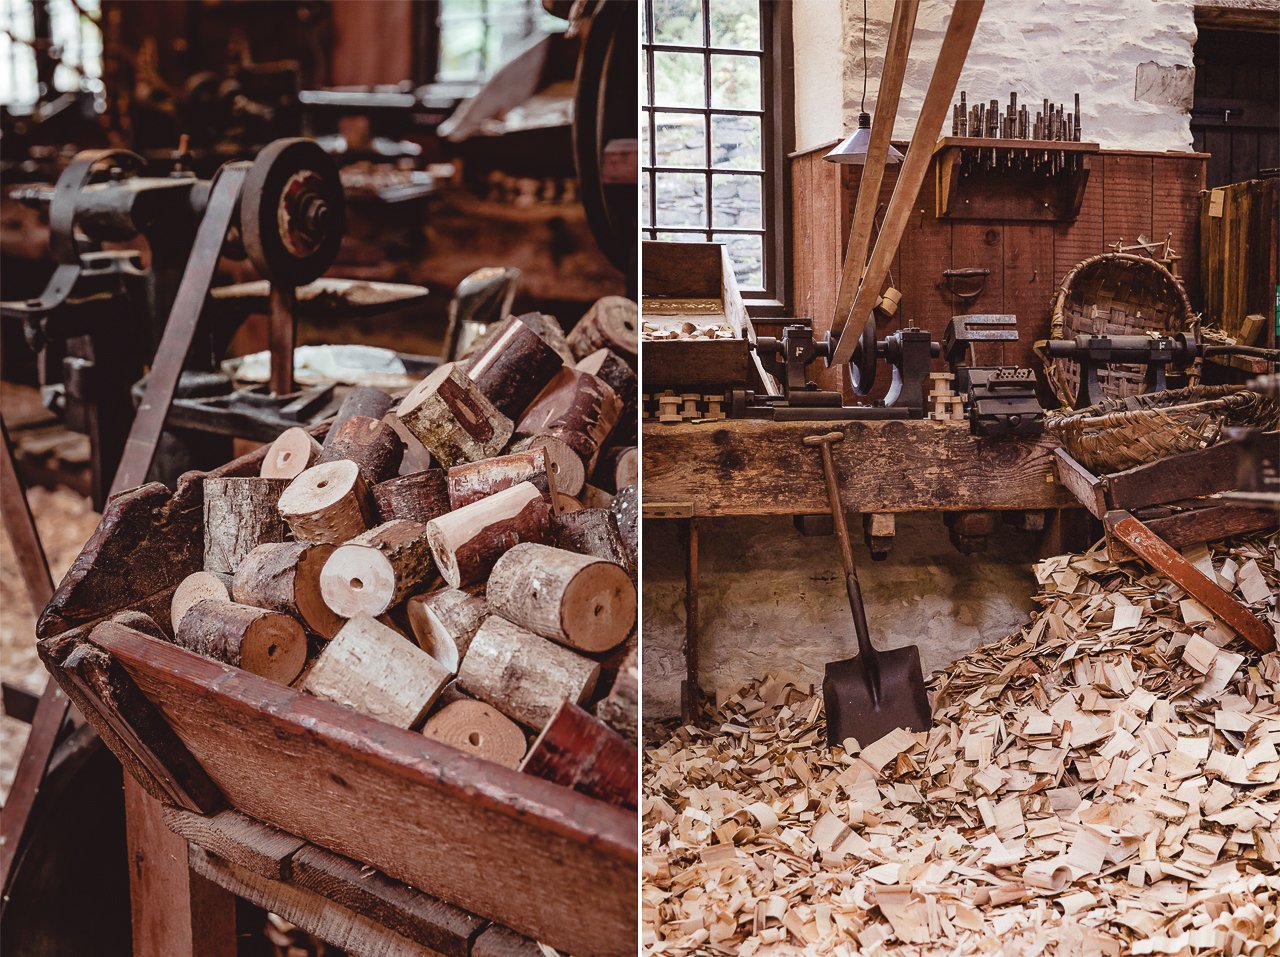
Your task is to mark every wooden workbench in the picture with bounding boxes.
[642,418,1072,515]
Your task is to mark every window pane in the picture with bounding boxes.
[655,113,706,169]
[654,173,706,227]
[652,50,705,108]
[642,172,653,227]
[711,175,762,228]
[708,0,760,50]
[711,114,761,169]
[710,54,759,111]
[656,232,706,243]
[714,232,765,290]
[651,0,702,46]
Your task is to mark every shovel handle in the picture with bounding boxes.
[806,432,857,581]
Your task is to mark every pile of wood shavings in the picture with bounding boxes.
[644,533,1280,956]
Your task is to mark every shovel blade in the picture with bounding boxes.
[823,645,932,748]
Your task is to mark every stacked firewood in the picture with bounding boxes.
[170,298,639,808]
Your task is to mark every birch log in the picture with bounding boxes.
[486,543,635,653]
[554,508,633,575]
[456,616,599,730]
[175,599,307,684]
[566,296,637,363]
[278,460,373,544]
[576,349,637,443]
[596,643,638,745]
[371,469,451,525]
[446,448,553,511]
[521,700,637,808]
[315,415,404,484]
[406,587,488,673]
[301,615,450,728]
[611,484,638,569]
[424,481,553,588]
[171,571,231,633]
[233,541,343,639]
[260,427,322,480]
[319,520,434,618]
[514,369,621,495]
[465,314,564,420]
[203,477,289,576]
[395,362,512,467]
[422,699,527,768]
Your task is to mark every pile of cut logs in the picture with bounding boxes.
[168,297,640,808]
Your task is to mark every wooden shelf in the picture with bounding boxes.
[933,137,1100,222]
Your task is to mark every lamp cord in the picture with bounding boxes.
[861,0,868,113]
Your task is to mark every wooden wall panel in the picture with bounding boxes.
[789,145,1208,381]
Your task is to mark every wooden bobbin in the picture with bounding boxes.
[315,415,405,485]
[446,447,554,511]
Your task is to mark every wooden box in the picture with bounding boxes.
[35,429,635,957]
[641,240,753,390]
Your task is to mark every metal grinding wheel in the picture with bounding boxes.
[240,138,344,287]
[847,314,879,397]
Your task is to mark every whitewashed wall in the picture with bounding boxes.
[793,0,1201,153]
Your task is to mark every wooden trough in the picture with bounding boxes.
[35,427,636,957]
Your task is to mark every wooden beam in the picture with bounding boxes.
[831,0,919,336]
[642,420,1071,516]
[832,0,984,365]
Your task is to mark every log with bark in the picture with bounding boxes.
[395,362,513,468]
[371,469,451,526]
[486,543,635,653]
[462,312,573,367]
[595,644,637,746]
[315,415,404,485]
[382,412,433,475]
[319,520,435,618]
[301,614,451,728]
[446,448,554,511]
[326,386,394,439]
[553,508,633,575]
[233,541,342,639]
[521,700,637,808]
[277,460,374,544]
[611,484,638,569]
[171,571,231,634]
[514,369,622,496]
[579,484,616,510]
[175,599,307,684]
[406,587,488,674]
[465,314,564,420]
[456,616,600,730]
[260,427,323,480]
[421,698,527,769]
[424,481,553,588]
[203,477,289,576]
[508,434,586,503]
[566,297,637,364]
[589,445,637,495]
[576,349,637,444]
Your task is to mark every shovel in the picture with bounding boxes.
[803,431,933,748]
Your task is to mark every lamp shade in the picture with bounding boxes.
[824,112,904,165]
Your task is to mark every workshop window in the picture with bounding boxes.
[0,0,102,106]
[642,0,787,308]
[435,0,564,84]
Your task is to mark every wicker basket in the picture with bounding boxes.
[1043,252,1196,408]
[1046,384,1279,473]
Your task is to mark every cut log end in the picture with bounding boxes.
[560,562,636,654]
[240,613,309,684]
[261,427,323,480]
[526,434,585,498]
[278,460,370,544]
[320,543,397,618]
[171,572,231,633]
[422,699,527,769]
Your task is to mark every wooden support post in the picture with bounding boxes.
[268,284,296,397]
[681,517,700,725]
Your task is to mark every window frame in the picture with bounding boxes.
[414,0,551,86]
[642,0,791,315]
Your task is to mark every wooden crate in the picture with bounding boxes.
[641,240,753,390]
[35,430,636,957]
[1200,178,1279,346]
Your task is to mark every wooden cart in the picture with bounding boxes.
[35,430,636,957]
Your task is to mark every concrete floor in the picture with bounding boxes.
[642,512,1045,719]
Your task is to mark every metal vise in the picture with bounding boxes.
[944,314,1044,438]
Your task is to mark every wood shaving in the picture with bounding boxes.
[644,533,1280,955]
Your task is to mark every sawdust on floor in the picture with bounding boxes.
[1,485,100,804]
[644,534,1279,956]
